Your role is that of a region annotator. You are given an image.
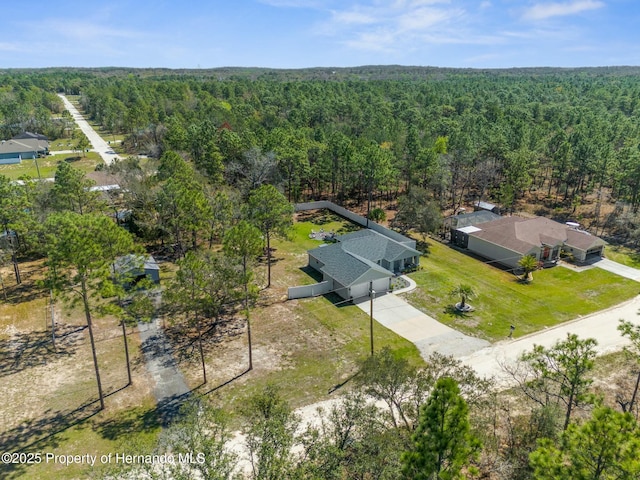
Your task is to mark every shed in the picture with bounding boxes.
[113,254,160,286]
[474,201,500,214]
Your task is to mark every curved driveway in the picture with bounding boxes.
[58,94,121,165]
[354,293,490,359]
[356,262,640,382]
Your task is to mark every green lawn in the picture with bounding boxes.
[604,245,640,269]
[405,241,640,341]
[287,210,362,252]
[206,211,424,420]
[214,291,425,426]
[0,154,102,180]
[10,402,161,480]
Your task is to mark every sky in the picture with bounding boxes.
[1,0,639,69]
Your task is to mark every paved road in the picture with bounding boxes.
[138,295,191,425]
[58,94,121,166]
[461,294,640,382]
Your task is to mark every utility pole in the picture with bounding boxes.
[369,281,375,356]
[50,289,56,352]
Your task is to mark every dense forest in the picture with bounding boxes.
[3,67,640,479]
[3,66,640,242]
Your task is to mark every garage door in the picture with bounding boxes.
[351,278,389,300]
[350,282,370,300]
[585,246,603,259]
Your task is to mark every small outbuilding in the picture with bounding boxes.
[474,201,500,214]
[112,254,160,287]
[447,210,501,248]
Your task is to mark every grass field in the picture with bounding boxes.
[405,240,640,341]
[0,154,102,180]
[604,244,640,269]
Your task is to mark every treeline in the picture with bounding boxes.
[3,67,640,235]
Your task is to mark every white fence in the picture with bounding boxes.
[294,201,416,248]
[287,281,332,300]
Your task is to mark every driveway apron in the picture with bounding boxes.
[354,293,490,360]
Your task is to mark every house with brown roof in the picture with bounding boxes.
[464,216,605,269]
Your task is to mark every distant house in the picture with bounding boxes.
[464,216,605,269]
[307,229,421,300]
[0,132,49,165]
[86,171,121,192]
[113,254,160,286]
[0,230,18,249]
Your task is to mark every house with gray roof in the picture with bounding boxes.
[0,132,49,165]
[465,216,605,269]
[307,229,421,300]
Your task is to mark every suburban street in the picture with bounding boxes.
[57,93,121,165]
[460,293,640,382]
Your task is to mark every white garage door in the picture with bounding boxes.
[351,278,389,300]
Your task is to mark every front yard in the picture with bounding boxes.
[0,153,102,180]
[0,261,159,480]
[405,241,639,341]
[203,210,425,419]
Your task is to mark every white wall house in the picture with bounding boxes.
[465,216,605,269]
[292,229,421,301]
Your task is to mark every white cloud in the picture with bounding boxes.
[0,42,21,52]
[318,1,477,53]
[33,18,141,42]
[397,7,463,32]
[522,0,605,21]
[314,0,602,59]
[331,9,378,25]
[343,29,398,52]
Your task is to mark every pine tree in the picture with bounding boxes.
[402,377,481,480]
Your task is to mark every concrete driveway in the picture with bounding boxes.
[353,258,640,381]
[354,293,490,360]
[593,258,640,281]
